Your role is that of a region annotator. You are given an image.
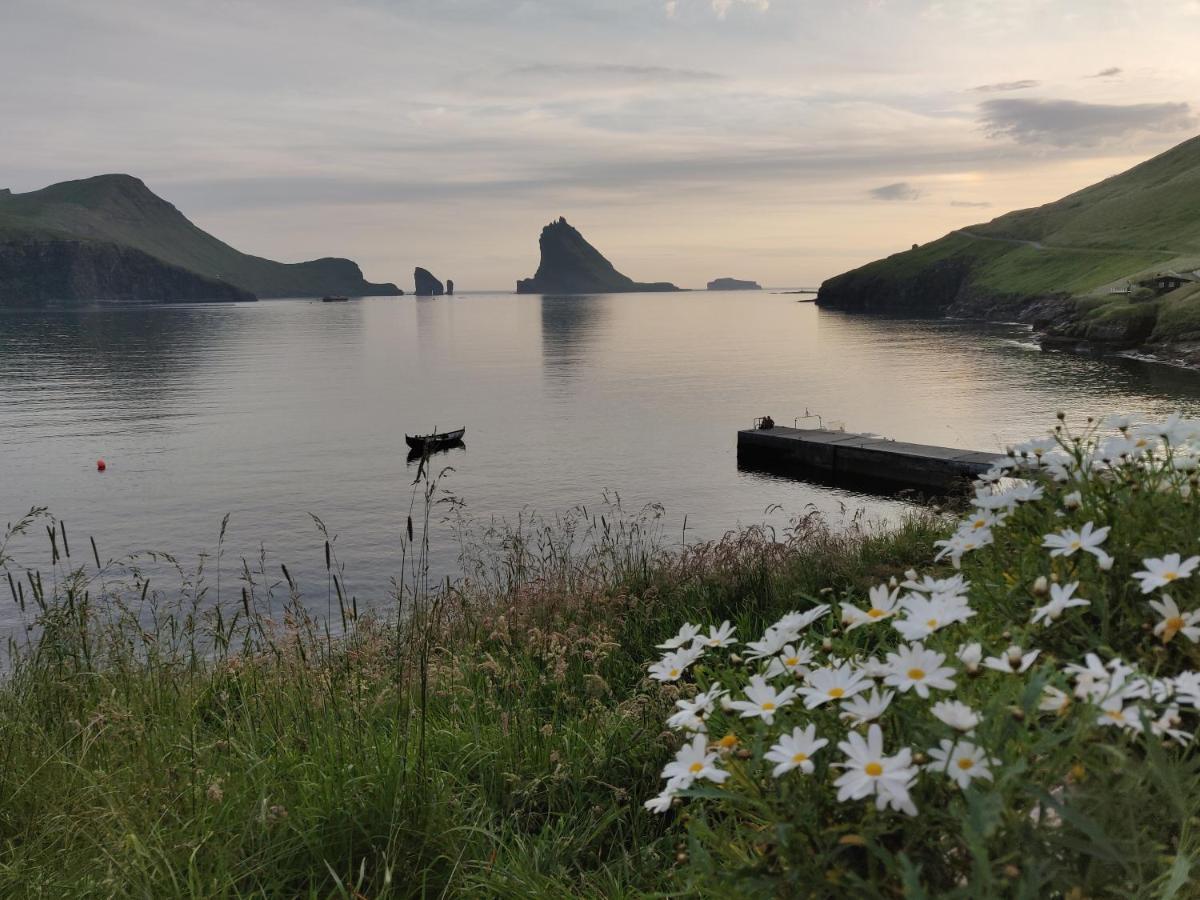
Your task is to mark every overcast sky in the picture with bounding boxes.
[4,0,1200,289]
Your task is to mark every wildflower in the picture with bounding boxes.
[1012,436,1059,458]
[698,620,737,648]
[961,509,1004,532]
[727,674,798,724]
[1031,582,1091,625]
[649,644,704,682]
[883,643,956,698]
[930,699,980,733]
[1039,685,1072,715]
[839,687,895,726]
[1062,490,1082,510]
[1042,521,1111,564]
[743,627,792,662]
[1173,671,1200,708]
[1095,698,1144,733]
[1148,594,1200,644]
[764,724,829,777]
[764,644,815,679]
[800,664,871,709]
[934,528,994,568]
[926,739,996,790]
[1103,413,1136,432]
[902,573,969,595]
[661,733,730,789]
[893,592,974,641]
[658,623,702,650]
[666,683,726,732]
[832,724,919,816]
[983,645,1040,674]
[771,604,832,636]
[1151,707,1192,745]
[643,787,677,814]
[715,732,739,752]
[1133,554,1200,594]
[842,584,901,630]
[956,642,983,674]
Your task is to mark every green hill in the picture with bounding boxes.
[0,175,401,303]
[817,133,1200,354]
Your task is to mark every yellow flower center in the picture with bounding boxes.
[1164,571,1179,581]
[669,668,680,678]
[864,762,883,777]
[1164,616,1185,642]
[867,608,886,618]
[689,762,704,773]
[907,668,926,680]
[785,657,800,666]
[926,618,938,628]
[717,733,737,749]
[828,687,845,698]
[957,758,975,771]
[972,520,986,529]
[761,702,776,711]
[1105,709,1124,721]
[791,752,809,764]
[1070,540,1081,550]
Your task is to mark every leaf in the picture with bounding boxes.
[1160,853,1192,899]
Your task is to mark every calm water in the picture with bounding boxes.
[3,291,1200,627]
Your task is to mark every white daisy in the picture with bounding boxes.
[883,643,957,698]
[1031,581,1091,625]
[726,674,798,724]
[1042,521,1111,563]
[771,605,831,638]
[983,645,1040,674]
[842,584,901,630]
[697,620,737,649]
[648,644,704,682]
[1148,594,1200,644]
[1039,685,1072,715]
[661,733,731,789]
[1095,698,1145,733]
[901,573,970,595]
[657,623,702,650]
[956,642,983,673]
[643,787,677,814]
[764,724,829,777]
[799,664,871,709]
[832,724,919,816]
[930,699,979,733]
[1134,554,1200,594]
[892,592,974,641]
[764,644,816,680]
[926,739,996,790]
[839,687,895,726]
[666,683,726,732]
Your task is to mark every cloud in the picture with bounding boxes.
[710,0,770,18]
[970,79,1040,93]
[950,200,992,207]
[1088,66,1122,78]
[869,181,921,201]
[508,63,723,83]
[979,97,1196,146]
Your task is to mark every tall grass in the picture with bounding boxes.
[0,461,943,896]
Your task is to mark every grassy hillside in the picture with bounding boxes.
[818,134,1200,331]
[0,176,400,299]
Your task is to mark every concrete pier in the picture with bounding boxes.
[737,426,1004,491]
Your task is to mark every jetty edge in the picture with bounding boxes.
[737,425,1005,490]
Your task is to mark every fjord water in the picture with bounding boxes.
[3,291,1200,629]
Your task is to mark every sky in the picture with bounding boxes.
[4,0,1200,290]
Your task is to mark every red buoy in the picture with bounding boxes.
[96,459,107,472]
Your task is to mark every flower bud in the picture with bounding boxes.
[1032,576,1049,596]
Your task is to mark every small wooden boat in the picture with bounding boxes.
[322,295,350,303]
[405,427,466,452]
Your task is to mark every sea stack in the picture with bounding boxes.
[414,267,445,296]
[707,277,762,291]
[515,217,681,294]
[446,279,454,296]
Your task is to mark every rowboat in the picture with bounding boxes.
[405,427,466,452]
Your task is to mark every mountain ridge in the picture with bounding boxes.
[0,174,400,303]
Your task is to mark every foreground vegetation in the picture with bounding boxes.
[3,412,1200,896]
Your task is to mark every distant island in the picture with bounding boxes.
[707,277,761,291]
[0,174,401,306]
[516,217,681,294]
[816,133,1200,366]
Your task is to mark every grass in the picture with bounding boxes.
[0,487,944,897]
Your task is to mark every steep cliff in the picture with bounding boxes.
[516,218,680,294]
[0,235,253,306]
[414,267,444,296]
[0,174,401,302]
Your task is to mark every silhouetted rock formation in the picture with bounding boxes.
[707,277,761,291]
[414,267,444,296]
[516,217,680,294]
[446,279,454,296]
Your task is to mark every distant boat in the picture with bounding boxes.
[322,295,350,303]
[405,427,466,452]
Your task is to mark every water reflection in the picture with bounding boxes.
[539,293,610,381]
